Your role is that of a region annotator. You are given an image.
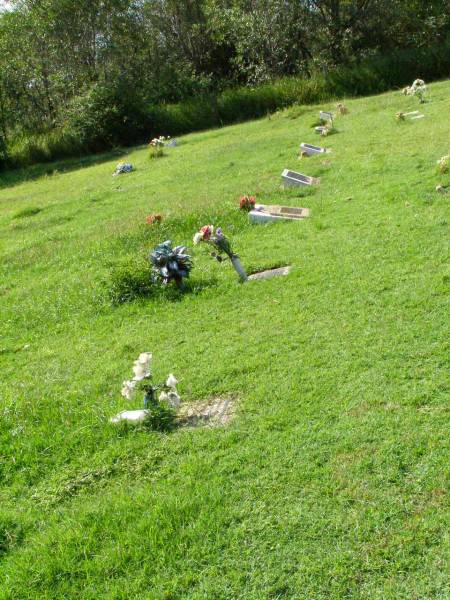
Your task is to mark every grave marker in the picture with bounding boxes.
[249,204,310,223]
[248,266,292,281]
[281,168,318,187]
[320,111,333,122]
[300,143,329,156]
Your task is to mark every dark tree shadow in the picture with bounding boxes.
[0,147,129,190]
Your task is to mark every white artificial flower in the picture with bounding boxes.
[132,361,150,380]
[167,390,181,408]
[132,352,152,380]
[138,352,152,364]
[159,390,169,402]
[166,373,178,388]
[121,380,136,400]
[159,389,181,408]
[193,232,203,245]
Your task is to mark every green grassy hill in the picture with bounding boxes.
[0,80,449,599]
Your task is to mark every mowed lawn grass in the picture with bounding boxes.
[0,80,449,599]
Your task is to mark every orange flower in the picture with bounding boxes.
[145,214,162,225]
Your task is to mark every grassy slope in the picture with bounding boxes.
[0,81,449,599]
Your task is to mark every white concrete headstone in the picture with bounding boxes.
[300,143,329,156]
[320,111,333,122]
[281,168,317,187]
[249,204,310,223]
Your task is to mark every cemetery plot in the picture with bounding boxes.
[249,203,310,223]
[281,169,319,187]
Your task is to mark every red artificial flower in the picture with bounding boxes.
[239,195,256,211]
[145,214,162,225]
[201,225,212,240]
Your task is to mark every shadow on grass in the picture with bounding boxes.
[107,272,219,306]
[0,147,128,190]
[247,261,290,276]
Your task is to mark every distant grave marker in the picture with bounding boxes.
[397,110,425,121]
[249,203,310,223]
[281,168,319,187]
[166,139,178,148]
[300,143,330,156]
[320,111,333,122]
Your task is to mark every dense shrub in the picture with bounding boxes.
[63,84,150,153]
[7,130,83,169]
[327,43,450,97]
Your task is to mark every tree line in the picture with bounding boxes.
[0,0,448,164]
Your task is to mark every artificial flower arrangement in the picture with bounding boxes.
[239,195,256,211]
[193,225,248,281]
[149,240,192,289]
[113,162,133,176]
[402,79,427,103]
[320,123,334,137]
[435,185,449,195]
[148,136,167,159]
[111,352,180,425]
[145,214,162,225]
[437,155,450,175]
[336,103,349,115]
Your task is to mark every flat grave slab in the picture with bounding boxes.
[300,142,330,156]
[281,168,318,187]
[177,396,236,428]
[248,266,292,281]
[249,203,310,223]
[315,126,328,134]
[398,110,425,121]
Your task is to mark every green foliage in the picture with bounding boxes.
[1,0,449,170]
[142,402,176,433]
[64,84,149,153]
[327,43,450,96]
[107,256,154,305]
[7,130,83,168]
[5,41,450,169]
